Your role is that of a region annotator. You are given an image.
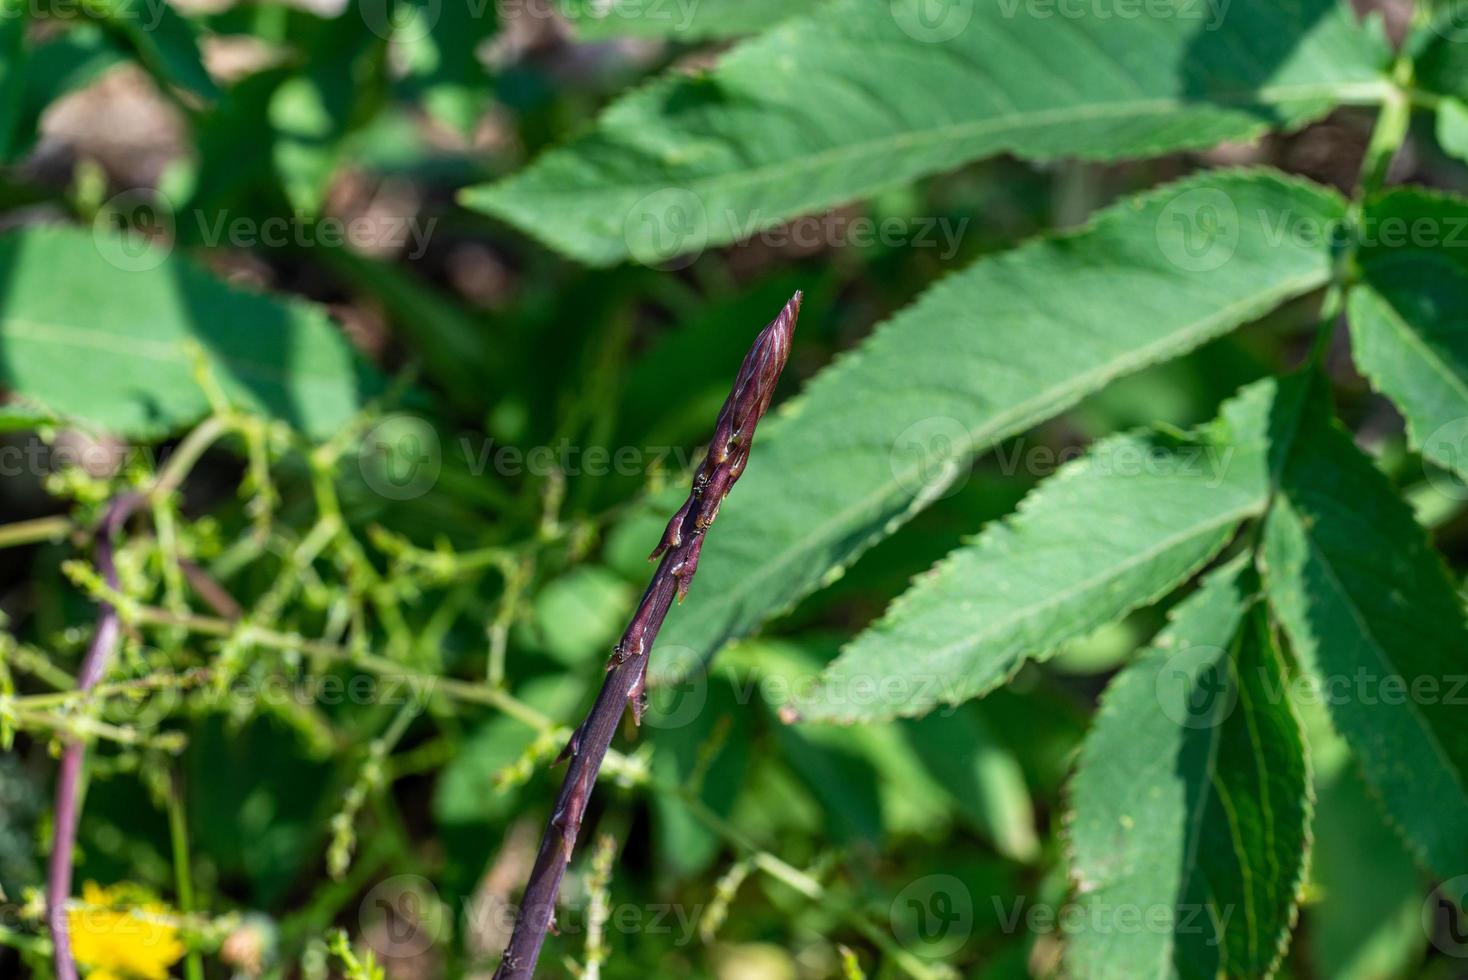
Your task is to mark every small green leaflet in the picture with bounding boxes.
[795,380,1276,723]
[0,225,387,439]
[1262,376,1468,879]
[1437,97,1468,165]
[1348,189,1468,482]
[463,0,1386,265]
[1066,561,1311,980]
[649,171,1347,685]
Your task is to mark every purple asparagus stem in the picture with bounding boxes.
[493,291,801,979]
[48,492,143,980]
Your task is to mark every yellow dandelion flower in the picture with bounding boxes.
[68,881,186,980]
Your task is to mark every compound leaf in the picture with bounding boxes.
[649,171,1345,684]
[796,379,1276,722]
[463,0,1386,264]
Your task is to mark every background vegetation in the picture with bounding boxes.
[3,0,1468,978]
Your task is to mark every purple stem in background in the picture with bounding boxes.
[493,292,800,979]
[47,492,143,980]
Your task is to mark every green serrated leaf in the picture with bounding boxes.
[462,0,1386,265]
[648,171,1345,686]
[1348,189,1468,483]
[1262,374,1468,879]
[1067,562,1311,980]
[797,380,1275,722]
[0,224,387,439]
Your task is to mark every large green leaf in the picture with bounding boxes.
[0,225,387,439]
[796,381,1275,723]
[1067,562,1311,980]
[1262,375,1468,878]
[462,0,1386,264]
[562,0,820,40]
[1348,189,1468,481]
[649,171,1346,684]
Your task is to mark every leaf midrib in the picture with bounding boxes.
[503,80,1391,213]
[864,502,1257,682]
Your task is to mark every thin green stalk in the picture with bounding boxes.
[1357,78,1411,199]
[0,515,72,550]
[1305,280,1348,371]
[327,699,421,879]
[165,775,205,980]
[150,415,231,503]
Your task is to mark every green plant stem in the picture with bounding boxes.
[165,775,205,980]
[1357,62,1413,200]
[12,667,210,710]
[145,414,232,504]
[0,515,72,550]
[121,604,564,731]
[1305,280,1348,370]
